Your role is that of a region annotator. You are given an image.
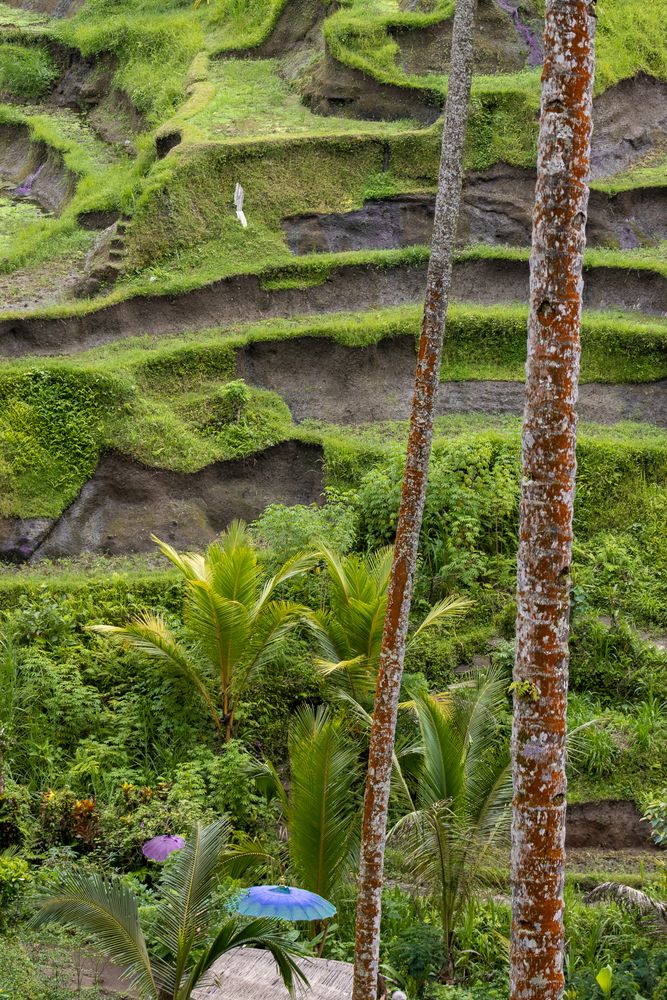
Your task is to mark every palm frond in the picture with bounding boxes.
[151,535,206,581]
[307,610,341,660]
[184,584,249,688]
[318,546,353,602]
[364,545,394,591]
[412,693,465,808]
[392,674,514,942]
[391,804,464,912]
[287,705,361,898]
[459,667,510,779]
[153,817,231,984]
[566,718,605,771]
[181,916,309,998]
[91,614,219,730]
[314,653,375,703]
[255,551,319,613]
[408,594,474,647]
[243,757,288,812]
[205,537,263,606]
[30,871,158,999]
[218,519,251,553]
[464,751,512,853]
[235,601,306,697]
[585,882,667,929]
[221,832,285,882]
[336,691,415,811]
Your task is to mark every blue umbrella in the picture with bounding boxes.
[235,884,336,921]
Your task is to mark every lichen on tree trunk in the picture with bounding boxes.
[509,3,596,999]
[350,2,479,999]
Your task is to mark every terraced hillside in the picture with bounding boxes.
[0,0,665,563]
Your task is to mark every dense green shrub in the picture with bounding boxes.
[0,852,32,927]
[569,616,667,703]
[643,795,667,846]
[0,780,32,850]
[0,368,130,518]
[357,438,520,590]
[239,637,325,759]
[388,923,446,996]
[250,491,358,565]
[0,938,52,1000]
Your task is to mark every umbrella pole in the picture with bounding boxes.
[316,918,331,957]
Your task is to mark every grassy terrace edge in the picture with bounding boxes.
[2,242,667,324]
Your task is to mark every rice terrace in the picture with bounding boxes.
[0,0,666,997]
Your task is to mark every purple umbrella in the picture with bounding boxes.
[142,834,186,861]
[235,884,336,921]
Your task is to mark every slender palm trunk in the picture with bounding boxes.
[351,3,478,998]
[509,3,596,998]
[0,726,5,796]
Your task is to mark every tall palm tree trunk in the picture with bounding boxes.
[351,3,478,998]
[510,3,596,999]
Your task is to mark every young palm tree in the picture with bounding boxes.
[31,819,307,1000]
[93,522,316,740]
[510,3,596,998]
[391,670,513,977]
[314,546,472,707]
[224,705,361,912]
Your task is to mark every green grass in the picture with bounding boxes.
[0,43,57,98]
[593,156,667,195]
[186,58,417,140]
[324,0,667,96]
[55,0,206,125]
[0,188,45,255]
[0,102,149,273]
[0,2,48,27]
[595,0,667,91]
[0,359,294,518]
[207,0,291,53]
[2,0,666,292]
[4,233,667,325]
[11,300,667,383]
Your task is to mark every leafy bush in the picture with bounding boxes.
[387,923,446,996]
[0,937,56,1000]
[250,491,358,565]
[0,368,129,518]
[39,789,100,851]
[357,439,520,591]
[0,851,32,927]
[570,616,667,703]
[643,795,667,846]
[427,986,507,1000]
[0,780,32,849]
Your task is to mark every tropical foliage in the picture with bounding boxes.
[313,546,472,705]
[224,705,361,905]
[30,819,307,1000]
[93,522,316,739]
[391,670,513,975]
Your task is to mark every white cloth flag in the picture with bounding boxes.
[234,182,248,228]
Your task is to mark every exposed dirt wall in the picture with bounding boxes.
[2,257,664,358]
[283,166,667,252]
[1,440,324,561]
